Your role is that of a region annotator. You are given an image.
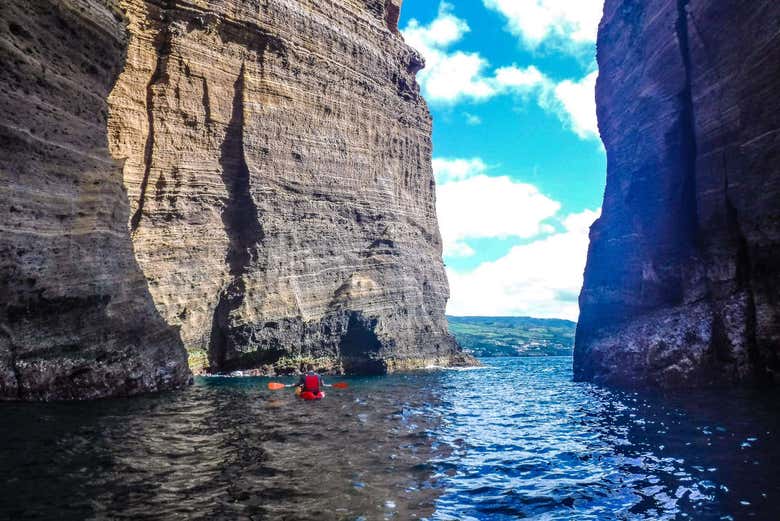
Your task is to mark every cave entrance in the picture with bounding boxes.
[339,313,386,375]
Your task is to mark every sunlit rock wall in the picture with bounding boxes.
[0,0,471,399]
[108,0,470,374]
[575,0,780,387]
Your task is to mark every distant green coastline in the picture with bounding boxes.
[447,316,575,357]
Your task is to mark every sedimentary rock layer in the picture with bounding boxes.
[108,0,468,374]
[575,0,780,387]
[1,0,469,399]
[0,0,190,400]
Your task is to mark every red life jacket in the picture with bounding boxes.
[303,374,320,393]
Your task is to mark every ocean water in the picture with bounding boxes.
[1,357,778,520]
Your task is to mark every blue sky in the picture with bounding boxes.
[399,0,606,321]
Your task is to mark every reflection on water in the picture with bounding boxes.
[1,376,440,520]
[428,358,780,520]
[1,357,778,520]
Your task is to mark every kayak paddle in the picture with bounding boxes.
[268,382,348,390]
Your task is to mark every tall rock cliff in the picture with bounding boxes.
[1,0,469,398]
[0,0,190,400]
[575,0,780,387]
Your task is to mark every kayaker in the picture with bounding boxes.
[297,364,325,394]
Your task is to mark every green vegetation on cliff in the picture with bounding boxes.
[447,316,575,357]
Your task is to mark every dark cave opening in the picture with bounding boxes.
[339,313,386,374]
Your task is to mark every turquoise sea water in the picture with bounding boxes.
[1,357,779,520]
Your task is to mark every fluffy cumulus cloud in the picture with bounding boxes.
[437,174,561,257]
[446,208,601,320]
[491,65,600,140]
[483,0,603,51]
[434,155,601,319]
[432,157,489,184]
[402,3,494,103]
[542,70,600,139]
[401,4,600,141]
[494,64,548,91]
[433,158,561,256]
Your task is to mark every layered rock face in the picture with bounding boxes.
[0,0,190,399]
[575,0,780,387]
[110,0,466,375]
[1,0,468,398]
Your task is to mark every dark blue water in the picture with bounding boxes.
[428,358,780,520]
[1,357,779,520]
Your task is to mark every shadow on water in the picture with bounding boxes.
[0,375,442,520]
[1,357,779,520]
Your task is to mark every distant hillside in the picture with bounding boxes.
[447,316,576,357]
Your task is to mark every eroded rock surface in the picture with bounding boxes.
[1,0,470,398]
[0,0,190,400]
[107,0,469,375]
[575,0,780,387]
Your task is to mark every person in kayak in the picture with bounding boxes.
[297,364,325,395]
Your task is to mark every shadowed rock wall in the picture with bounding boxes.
[0,0,190,400]
[575,0,780,387]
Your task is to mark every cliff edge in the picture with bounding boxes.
[575,0,780,387]
[0,0,472,400]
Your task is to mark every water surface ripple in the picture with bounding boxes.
[1,357,778,520]
[428,358,780,520]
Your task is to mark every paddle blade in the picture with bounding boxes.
[332,382,349,389]
[267,382,286,390]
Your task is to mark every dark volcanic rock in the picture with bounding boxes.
[575,0,780,387]
[0,0,190,400]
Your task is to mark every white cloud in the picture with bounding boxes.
[436,168,561,257]
[483,0,603,51]
[447,208,601,320]
[494,65,599,140]
[432,157,488,184]
[433,156,604,318]
[544,70,600,139]
[494,65,548,91]
[402,3,495,103]
[446,241,476,257]
[401,3,601,141]
[401,8,548,105]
